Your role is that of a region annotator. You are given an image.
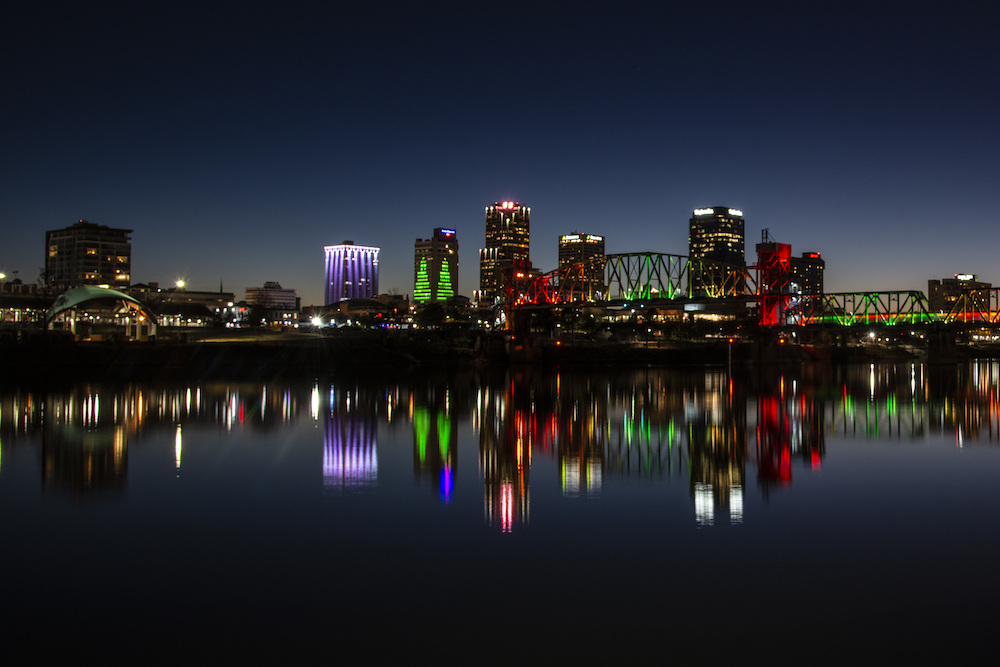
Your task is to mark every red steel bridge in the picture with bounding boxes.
[501,252,1000,328]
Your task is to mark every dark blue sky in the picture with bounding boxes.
[4,1,999,305]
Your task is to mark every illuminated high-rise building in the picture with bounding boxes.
[479,201,529,303]
[558,232,605,300]
[689,207,745,266]
[791,252,825,295]
[688,207,745,296]
[45,219,132,290]
[414,228,458,303]
[324,241,379,305]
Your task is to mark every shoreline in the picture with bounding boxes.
[2,328,995,384]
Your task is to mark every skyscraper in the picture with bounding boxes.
[414,228,458,303]
[688,207,745,296]
[324,241,379,304]
[479,201,529,304]
[45,219,132,290]
[558,232,605,300]
[791,252,825,295]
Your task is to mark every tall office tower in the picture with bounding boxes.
[45,220,132,290]
[479,201,530,303]
[688,207,745,296]
[791,252,825,295]
[324,241,379,305]
[558,232,606,299]
[414,228,458,303]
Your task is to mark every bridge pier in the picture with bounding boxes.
[926,327,958,364]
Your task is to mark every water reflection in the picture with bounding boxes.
[479,369,531,531]
[412,394,456,503]
[325,386,378,493]
[4,362,1000,518]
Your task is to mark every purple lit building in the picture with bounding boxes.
[324,241,380,305]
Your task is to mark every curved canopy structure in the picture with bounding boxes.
[45,286,158,326]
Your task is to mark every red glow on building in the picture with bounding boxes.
[756,240,793,327]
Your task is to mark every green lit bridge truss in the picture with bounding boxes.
[941,288,1000,324]
[505,253,1000,329]
[603,252,753,301]
[794,291,936,326]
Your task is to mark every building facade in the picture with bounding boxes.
[324,242,379,305]
[558,232,605,300]
[45,220,132,291]
[479,201,530,304]
[245,281,297,310]
[244,281,298,327]
[688,207,745,296]
[928,274,991,314]
[414,228,458,303]
[791,252,825,295]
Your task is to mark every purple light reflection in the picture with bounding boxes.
[323,409,377,494]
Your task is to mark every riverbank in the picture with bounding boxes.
[2,328,996,384]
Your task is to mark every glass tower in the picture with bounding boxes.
[479,201,529,303]
[688,207,745,296]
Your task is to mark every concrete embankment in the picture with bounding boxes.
[5,329,994,384]
[0,333,478,384]
[0,332,801,383]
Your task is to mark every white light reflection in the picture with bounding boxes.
[730,485,744,524]
[587,461,602,496]
[694,482,714,526]
[562,458,580,497]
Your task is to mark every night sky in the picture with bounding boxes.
[4,1,999,306]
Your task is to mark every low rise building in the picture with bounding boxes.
[928,274,991,314]
[244,282,299,327]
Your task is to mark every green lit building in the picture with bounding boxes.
[414,228,458,303]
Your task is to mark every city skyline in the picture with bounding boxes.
[3,3,999,306]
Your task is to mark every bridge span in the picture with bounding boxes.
[499,252,1000,330]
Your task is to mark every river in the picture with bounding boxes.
[2,362,997,660]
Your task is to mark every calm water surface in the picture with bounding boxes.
[2,363,999,659]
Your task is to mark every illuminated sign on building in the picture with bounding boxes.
[728,209,743,217]
[693,208,714,216]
